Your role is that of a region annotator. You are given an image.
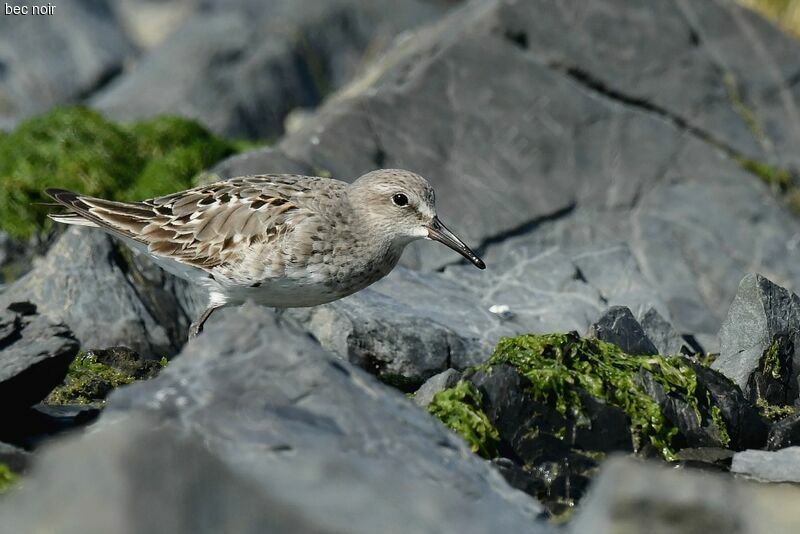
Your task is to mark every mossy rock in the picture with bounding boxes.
[429,332,739,462]
[427,380,500,458]
[425,332,766,515]
[0,463,18,495]
[46,347,167,405]
[0,107,253,239]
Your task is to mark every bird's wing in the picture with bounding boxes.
[46,175,343,271]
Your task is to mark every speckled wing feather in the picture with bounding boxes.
[46,175,345,273]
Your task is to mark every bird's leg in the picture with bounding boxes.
[188,305,220,338]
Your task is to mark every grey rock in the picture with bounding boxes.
[101,304,550,534]
[767,412,800,450]
[512,0,800,168]
[639,307,690,356]
[93,0,451,139]
[0,228,194,357]
[0,232,28,284]
[109,0,196,49]
[712,273,800,404]
[0,415,337,533]
[0,0,133,130]
[413,368,462,407]
[571,456,800,534]
[685,360,768,451]
[212,147,314,179]
[732,447,800,483]
[588,306,658,355]
[287,269,493,384]
[570,245,671,321]
[0,302,79,410]
[0,441,31,473]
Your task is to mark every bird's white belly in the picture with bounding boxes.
[217,277,358,307]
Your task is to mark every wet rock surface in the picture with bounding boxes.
[421,331,767,513]
[767,412,800,450]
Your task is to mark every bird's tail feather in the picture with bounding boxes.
[48,213,99,227]
[45,188,149,242]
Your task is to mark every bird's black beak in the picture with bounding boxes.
[427,216,486,269]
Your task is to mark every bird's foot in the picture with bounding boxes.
[188,321,203,338]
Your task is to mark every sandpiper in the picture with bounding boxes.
[46,169,485,337]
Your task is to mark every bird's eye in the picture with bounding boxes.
[392,193,409,207]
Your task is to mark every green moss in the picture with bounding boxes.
[724,72,768,145]
[756,397,796,421]
[486,333,719,460]
[46,351,136,405]
[427,380,500,458]
[0,107,248,239]
[159,356,169,367]
[696,353,718,367]
[763,340,783,380]
[710,404,731,447]
[735,156,793,191]
[0,464,18,494]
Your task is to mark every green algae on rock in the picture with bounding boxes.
[486,332,731,459]
[427,380,500,458]
[46,347,164,405]
[0,107,246,239]
[0,464,18,495]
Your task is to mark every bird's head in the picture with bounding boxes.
[348,169,485,269]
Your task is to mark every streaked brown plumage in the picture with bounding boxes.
[47,169,485,338]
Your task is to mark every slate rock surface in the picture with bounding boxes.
[732,447,800,483]
[0,302,79,410]
[101,304,550,534]
[0,0,133,130]
[413,368,462,407]
[685,360,768,451]
[639,307,692,356]
[713,273,800,405]
[0,415,340,534]
[571,456,800,534]
[767,412,800,450]
[587,306,659,355]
